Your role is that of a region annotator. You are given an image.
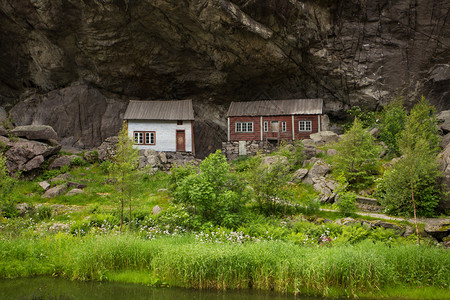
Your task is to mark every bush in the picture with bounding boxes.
[332,119,381,190]
[172,151,250,228]
[70,157,85,167]
[100,161,112,174]
[378,97,406,155]
[247,159,293,215]
[377,97,441,217]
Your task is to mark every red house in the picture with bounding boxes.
[226,99,323,142]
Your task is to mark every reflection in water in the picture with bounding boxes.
[0,277,325,300]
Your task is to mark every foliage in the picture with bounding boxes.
[275,140,305,170]
[109,122,139,231]
[247,158,293,215]
[333,175,357,217]
[0,233,448,298]
[35,205,53,221]
[100,161,112,174]
[377,97,441,217]
[0,153,18,218]
[70,157,85,167]
[344,106,377,130]
[378,97,406,155]
[168,163,197,193]
[172,150,249,228]
[333,118,381,190]
[398,96,440,154]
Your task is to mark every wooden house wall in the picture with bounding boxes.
[127,120,193,152]
[229,115,320,141]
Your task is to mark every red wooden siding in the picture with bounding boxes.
[229,116,261,141]
[294,115,319,139]
[229,115,320,141]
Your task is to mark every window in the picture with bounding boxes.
[235,122,253,133]
[282,121,287,132]
[299,120,312,132]
[177,120,183,125]
[264,121,268,132]
[134,131,155,145]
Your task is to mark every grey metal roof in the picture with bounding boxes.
[226,99,323,117]
[124,99,194,120]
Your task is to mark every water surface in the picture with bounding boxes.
[0,277,324,300]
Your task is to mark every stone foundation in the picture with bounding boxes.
[222,140,282,160]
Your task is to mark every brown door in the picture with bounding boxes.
[176,130,185,152]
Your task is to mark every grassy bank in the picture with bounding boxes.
[0,234,448,298]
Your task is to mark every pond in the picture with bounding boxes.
[0,277,326,300]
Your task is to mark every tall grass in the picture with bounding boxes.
[0,234,448,297]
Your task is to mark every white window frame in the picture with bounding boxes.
[282,121,287,132]
[264,121,268,132]
[134,131,156,145]
[235,122,253,133]
[299,120,312,132]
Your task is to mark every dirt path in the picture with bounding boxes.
[321,208,450,227]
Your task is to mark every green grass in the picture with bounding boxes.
[0,234,448,298]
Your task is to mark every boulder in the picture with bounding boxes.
[335,217,357,226]
[98,136,118,161]
[0,107,7,123]
[291,168,308,183]
[260,155,288,168]
[38,181,51,191]
[49,156,71,170]
[327,148,338,156]
[303,160,331,185]
[4,139,61,173]
[66,189,85,196]
[23,155,44,172]
[437,110,450,134]
[438,145,450,211]
[50,173,72,183]
[42,184,68,198]
[309,131,340,145]
[302,144,317,159]
[442,133,450,149]
[424,221,450,242]
[15,203,33,216]
[311,177,337,203]
[83,151,99,163]
[369,127,380,138]
[67,181,87,189]
[321,114,331,131]
[0,125,7,136]
[11,125,58,141]
[152,205,162,215]
[372,221,405,235]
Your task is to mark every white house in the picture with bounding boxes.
[123,100,195,154]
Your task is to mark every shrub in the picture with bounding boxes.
[334,175,357,216]
[100,161,112,174]
[378,97,406,155]
[332,118,381,190]
[172,150,250,228]
[377,97,441,217]
[247,159,293,215]
[70,157,85,166]
[0,153,18,218]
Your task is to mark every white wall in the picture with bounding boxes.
[127,120,193,152]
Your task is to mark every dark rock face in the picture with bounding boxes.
[9,85,127,148]
[1,0,450,150]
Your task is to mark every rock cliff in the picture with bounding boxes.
[1,0,449,156]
